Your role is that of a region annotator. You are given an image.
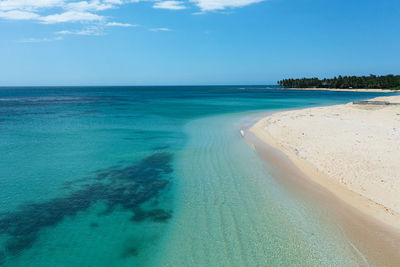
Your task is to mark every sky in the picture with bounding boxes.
[0,0,399,85]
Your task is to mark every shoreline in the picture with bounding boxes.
[245,96,400,265]
[281,87,400,93]
[250,118,400,230]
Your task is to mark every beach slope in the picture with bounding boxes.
[250,95,400,228]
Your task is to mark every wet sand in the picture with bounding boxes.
[243,130,400,266]
[243,98,400,266]
[249,95,400,228]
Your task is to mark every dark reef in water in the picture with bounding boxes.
[0,152,173,258]
[121,246,139,258]
[90,222,99,228]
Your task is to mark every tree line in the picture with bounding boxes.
[278,74,400,89]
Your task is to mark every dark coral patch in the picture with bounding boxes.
[90,222,99,228]
[131,209,172,223]
[121,246,139,258]
[0,152,174,258]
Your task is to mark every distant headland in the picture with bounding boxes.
[278,74,400,90]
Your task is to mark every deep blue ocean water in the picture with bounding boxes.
[0,86,389,266]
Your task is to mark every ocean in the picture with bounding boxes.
[0,86,386,266]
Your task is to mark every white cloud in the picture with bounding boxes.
[0,0,65,11]
[153,1,186,10]
[18,36,64,42]
[106,21,137,27]
[190,0,264,11]
[0,10,39,20]
[150,27,171,32]
[0,0,265,42]
[56,30,75,34]
[0,0,266,26]
[0,0,146,40]
[56,26,104,35]
[104,0,123,3]
[55,22,136,37]
[65,1,115,12]
[0,0,148,24]
[40,11,103,23]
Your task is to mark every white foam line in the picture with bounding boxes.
[348,240,370,266]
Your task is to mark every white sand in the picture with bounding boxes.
[250,95,400,229]
[282,88,399,93]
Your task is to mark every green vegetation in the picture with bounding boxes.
[278,74,400,90]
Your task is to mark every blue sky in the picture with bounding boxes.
[0,0,399,85]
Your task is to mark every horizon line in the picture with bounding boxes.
[0,84,280,88]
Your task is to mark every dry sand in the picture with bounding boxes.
[282,88,399,93]
[250,95,400,229]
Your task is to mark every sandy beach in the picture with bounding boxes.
[282,88,399,93]
[250,95,400,229]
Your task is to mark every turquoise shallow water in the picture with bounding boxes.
[0,86,389,266]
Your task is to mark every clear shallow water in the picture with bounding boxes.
[0,86,388,266]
